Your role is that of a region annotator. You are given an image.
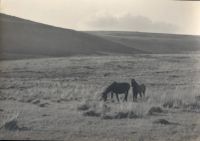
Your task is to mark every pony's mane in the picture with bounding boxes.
[131,79,139,87]
[103,82,116,94]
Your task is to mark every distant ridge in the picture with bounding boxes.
[86,31,200,54]
[0,13,143,60]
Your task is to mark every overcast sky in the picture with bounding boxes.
[1,0,200,35]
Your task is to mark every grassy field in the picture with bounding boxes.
[0,54,200,141]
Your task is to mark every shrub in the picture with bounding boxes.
[112,111,138,119]
[83,110,101,117]
[153,119,171,125]
[148,106,163,115]
[77,100,91,111]
[77,104,90,111]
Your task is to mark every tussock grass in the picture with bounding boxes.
[83,85,200,120]
[148,106,163,115]
[0,113,28,131]
[153,119,171,125]
[160,87,200,111]
[113,111,138,119]
[77,99,90,111]
[83,110,101,117]
[1,113,19,131]
[78,85,200,119]
[99,102,150,119]
[162,98,183,108]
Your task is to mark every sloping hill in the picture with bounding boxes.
[0,14,142,60]
[87,31,200,54]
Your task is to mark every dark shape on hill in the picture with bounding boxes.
[0,13,143,60]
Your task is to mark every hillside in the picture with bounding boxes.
[1,13,200,60]
[87,31,200,54]
[0,14,142,60]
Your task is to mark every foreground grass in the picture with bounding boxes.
[1,54,200,140]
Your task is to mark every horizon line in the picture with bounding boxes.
[1,12,200,37]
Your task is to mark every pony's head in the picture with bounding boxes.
[100,81,117,101]
[131,79,136,86]
[100,91,107,101]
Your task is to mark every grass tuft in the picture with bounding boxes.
[83,110,101,117]
[148,106,163,115]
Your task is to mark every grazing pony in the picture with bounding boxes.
[131,79,146,101]
[101,82,130,102]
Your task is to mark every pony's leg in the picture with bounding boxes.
[123,94,126,102]
[124,91,128,102]
[115,93,120,102]
[133,93,136,101]
[111,92,114,102]
[139,92,142,98]
[132,89,135,101]
[135,92,138,101]
[142,91,144,97]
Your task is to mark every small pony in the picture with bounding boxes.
[131,79,146,101]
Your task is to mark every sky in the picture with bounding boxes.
[1,0,200,35]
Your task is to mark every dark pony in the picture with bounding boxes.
[101,82,130,102]
[131,79,146,101]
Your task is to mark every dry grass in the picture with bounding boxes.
[1,54,200,140]
[79,85,200,120]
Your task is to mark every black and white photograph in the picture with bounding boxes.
[0,0,200,140]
